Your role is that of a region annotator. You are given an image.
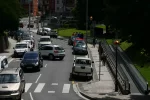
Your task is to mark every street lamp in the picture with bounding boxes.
[114,40,120,92]
[85,0,88,47]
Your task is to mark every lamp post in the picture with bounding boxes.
[85,0,88,47]
[28,0,31,34]
[114,40,120,92]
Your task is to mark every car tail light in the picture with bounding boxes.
[54,50,58,53]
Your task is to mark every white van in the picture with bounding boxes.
[0,56,8,70]
[42,27,51,35]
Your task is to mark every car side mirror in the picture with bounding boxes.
[13,47,15,49]
[92,61,94,63]
[28,46,30,48]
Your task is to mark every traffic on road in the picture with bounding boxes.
[0,18,93,100]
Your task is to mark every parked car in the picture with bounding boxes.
[20,51,43,71]
[73,38,84,46]
[68,36,75,45]
[13,41,30,57]
[39,45,65,60]
[71,56,94,79]
[72,43,88,55]
[0,67,25,100]
[50,30,58,38]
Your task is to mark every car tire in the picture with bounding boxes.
[22,88,25,93]
[49,54,54,60]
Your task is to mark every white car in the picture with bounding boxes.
[13,42,30,57]
[72,56,94,79]
[21,36,34,49]
[39,45,65,60]
[38,36,52,48]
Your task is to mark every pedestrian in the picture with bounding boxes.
[92,38,96,48]
[101,53,107,66]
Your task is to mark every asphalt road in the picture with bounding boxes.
[8,19,84,100]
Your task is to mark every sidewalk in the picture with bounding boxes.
[76,44,130,100]
[0,38,16,59]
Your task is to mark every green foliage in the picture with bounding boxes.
[73,0,104,30]
[0,0,22,33]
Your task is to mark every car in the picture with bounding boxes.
[42,27,51,36]
[72,43,88,55]
[13,42,30,57]
[50,30,58,38]
[21,36,34,49]
[39,45,65,60]
[0,67,25,100]
[73,38,84,46]
[20,51,43,71]
[71,56,94,79]
[38,36,52,48]
[68,36,75,45]
[27,22,34,28]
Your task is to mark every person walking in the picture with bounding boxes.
[92,38,96,48]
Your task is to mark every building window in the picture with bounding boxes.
[57,7,59,10]
[57,0,59,4]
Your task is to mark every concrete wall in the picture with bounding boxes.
[0,36,9,53]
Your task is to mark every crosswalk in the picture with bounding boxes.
[25,83,71,93]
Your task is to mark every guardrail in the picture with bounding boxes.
[101,40,130,94]
[112,45,149,94]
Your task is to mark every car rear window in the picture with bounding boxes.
[75,59,91,65]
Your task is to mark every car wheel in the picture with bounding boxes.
[49,54,54,60]
[22,88,25,93]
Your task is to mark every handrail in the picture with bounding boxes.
[101,40,130,94]
[112,45,149,94]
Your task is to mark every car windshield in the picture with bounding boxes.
[23,53,38,60]
[0,74,20,83]
[75,59,91,65]
[40,38,50,42]
[15,44,27,48]
[75,44,86,48]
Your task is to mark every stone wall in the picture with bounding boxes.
[0,36,9,53]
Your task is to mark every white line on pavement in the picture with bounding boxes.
[29,92,34,100]
[25,83,32,92]
[8,58,14,64]
[51,83,58,85]
[35,74,41,83]
[48,91,55,93]
[34,83,45,93]
[62,84,70,93]
[44,64,47,67]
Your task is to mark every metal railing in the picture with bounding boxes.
[101,40,130,94]
[113,45,149,94]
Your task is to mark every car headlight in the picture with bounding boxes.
[35,62,38,66]
[11,90,19,95]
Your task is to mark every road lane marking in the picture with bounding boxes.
[62,84,70,93]
[51,83,58,85]
[8,58,14,63]
[25,83,32,92]
[44,64,47,67]
[48,91,55,93]
[29,92,34,100]
[35,74,41,83]
[34,83,45,93]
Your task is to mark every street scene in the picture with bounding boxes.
[1,0,150,100]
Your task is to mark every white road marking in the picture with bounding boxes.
[62,84,70,93]
[35,74,41,83]
[51,83,58,85]
[34,83,45,93]
[48,91,55,93]
[44,64,47,67]
[21,99,24,100]
[25,83,32,92]
[8,58,14,63]
[29,92,34,100]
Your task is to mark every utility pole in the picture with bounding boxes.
[85,0,88,47]
[29,0,31,34]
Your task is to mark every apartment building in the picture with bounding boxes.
[20,0,38,16]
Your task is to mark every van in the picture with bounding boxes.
[0,56,8,70]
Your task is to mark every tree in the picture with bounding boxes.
[73,0,104,29]
[0,0,22,34]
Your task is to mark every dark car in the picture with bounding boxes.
[72,43,88,55]
[27,22,34,28]
[50,30,58,38]
[20,51,43,71]
[68,36,75,45]
[19,23,24,28]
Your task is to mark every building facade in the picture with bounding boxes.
[20,0,38,16]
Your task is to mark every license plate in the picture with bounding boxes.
[80,73,86,76]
